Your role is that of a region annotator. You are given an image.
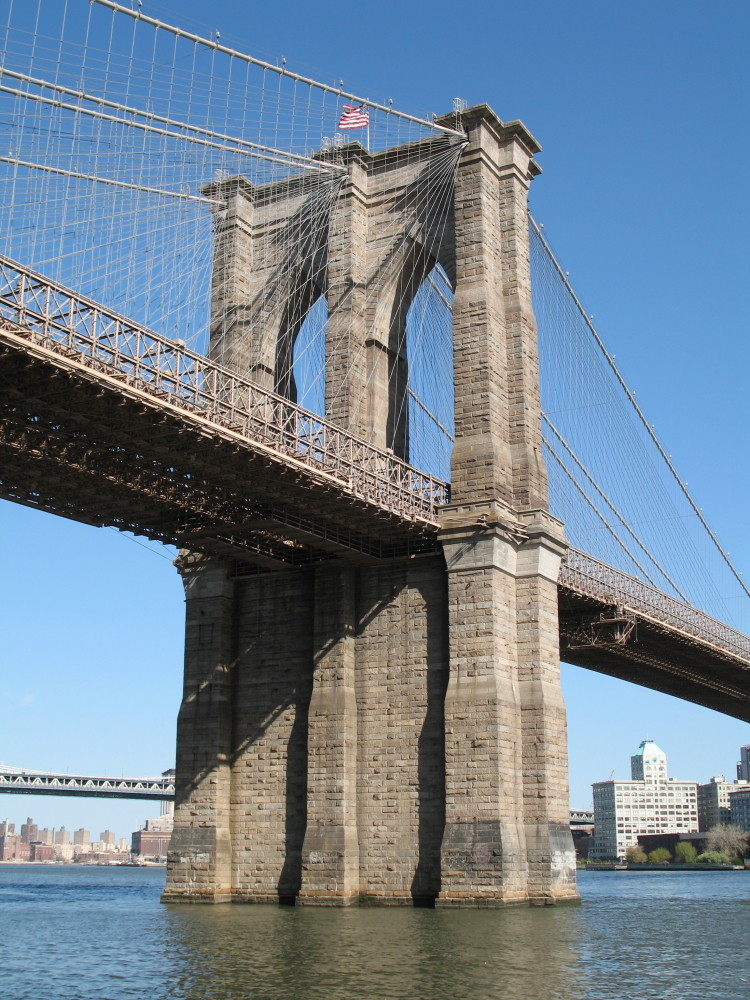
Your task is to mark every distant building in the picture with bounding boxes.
[99,830,116,847]
[30,842,55,862]
[737,746,750,782]
[75,851,131,865]
[591,740,699,860]
[698,776,735,830]
[54,826,71,845]
[630,742,668,783]
[131,828,171,859]
[37,828,54,845]
[73,828,90,846]
[131,813,173,860]
[730,786,750,832]
[0,835,31,861]
[637,831,706,856]
[144,814,173,834]
[20,817,38,844]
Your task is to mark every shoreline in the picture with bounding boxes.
[584,862,747,872]
[0,859,165,867]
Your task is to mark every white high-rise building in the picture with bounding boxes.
[591,740,699,860]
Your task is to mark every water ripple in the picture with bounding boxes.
[1,866,749,999]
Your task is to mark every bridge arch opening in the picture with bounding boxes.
[401,261,455,482]
[277,287,327,418]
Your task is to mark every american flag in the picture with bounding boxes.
[337,103,370,129]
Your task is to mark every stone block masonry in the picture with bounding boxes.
[165,554,450,905]
[163,104,578,907]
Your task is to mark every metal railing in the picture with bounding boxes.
[562,548,750,664]
[0,255,450,524]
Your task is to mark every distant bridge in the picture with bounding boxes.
[569,810,594,827]
[0,765,175,801]
[0,764,593,826]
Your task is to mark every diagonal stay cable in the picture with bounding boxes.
[530,213,750,603]
[543,413,691,602]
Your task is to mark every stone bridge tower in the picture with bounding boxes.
[163,104,578,907]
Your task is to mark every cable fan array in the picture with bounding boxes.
[1,0,745,636]
[530,218,750,634]
[0,0,459,480]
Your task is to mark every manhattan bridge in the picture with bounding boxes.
[0,0,748,906]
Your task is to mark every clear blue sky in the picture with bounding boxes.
[1,0,749,838]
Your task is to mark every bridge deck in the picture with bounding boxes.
[0,256,447,564]
[560,551,750,722]
[1,257,749,720]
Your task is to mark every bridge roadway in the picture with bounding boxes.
[1,256,749,722]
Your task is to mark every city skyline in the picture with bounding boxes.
[0,814,156,845]
[1,0,749,831]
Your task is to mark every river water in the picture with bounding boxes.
[1,865,749,999]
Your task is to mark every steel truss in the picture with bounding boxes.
[0,766,174,801]
[561,548,750,665]
[0,255,449,527]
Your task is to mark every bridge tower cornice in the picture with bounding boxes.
[436,104,542,178]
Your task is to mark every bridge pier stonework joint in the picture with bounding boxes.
[163,102,580,908]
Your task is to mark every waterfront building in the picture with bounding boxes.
[729,786,750,832]
[76,851,132,865]
[54,826,70,845]
[55,843,75,862]
[698,776,735,830]
[0,834,31,860]
[73,828,90,846]
[30,843,56,862]
[637,831,706,856]
[131,813,173,860]
[591,740,699,860]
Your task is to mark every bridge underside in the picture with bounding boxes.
[0,325,438,566]
[559,589,750,723]
[3,327,749,724]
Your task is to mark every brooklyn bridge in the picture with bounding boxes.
[1,0,748,906]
